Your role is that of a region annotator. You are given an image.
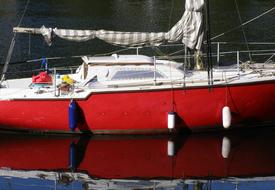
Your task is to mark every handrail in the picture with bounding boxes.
[6,49,275,65]
[2,41,274,81]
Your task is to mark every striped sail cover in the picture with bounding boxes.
[42,0,204,50]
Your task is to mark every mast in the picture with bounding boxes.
[0,35,16,83]
[0,0,30,85]
[205,0,213,86]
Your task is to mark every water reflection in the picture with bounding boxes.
[0,127,275,189]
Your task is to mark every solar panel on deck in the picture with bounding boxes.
[112,70,163,80]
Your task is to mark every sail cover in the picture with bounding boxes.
[19,0,204,50]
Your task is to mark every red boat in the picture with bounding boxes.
[0,75,275,134]
[0,0,274,134]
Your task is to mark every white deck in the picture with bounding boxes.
[0,55,274,100]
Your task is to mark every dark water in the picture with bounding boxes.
[0,1,275,189]
[0,0,275,78]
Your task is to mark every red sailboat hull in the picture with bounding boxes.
[0,81,274,133]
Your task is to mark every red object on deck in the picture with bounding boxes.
[32,71,52,84]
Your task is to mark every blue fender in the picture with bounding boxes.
[68,100,78,131]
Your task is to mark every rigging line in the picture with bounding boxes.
[152,46,166,57]
[168,0,175,29]
[168,48,185,56]
[17,0,31,27]
[152,47,176,112]
[205,0,213,87]
[234,0,252,62]
[211,6,275,41]
[264,52,275,64]
[0,0,31,84]
[169,57,175,112]
[152,46,179,64]
[28,33,31,56]
[0,37,16,83]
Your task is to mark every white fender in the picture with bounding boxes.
[167,112,176,129]
[222,106,231,128]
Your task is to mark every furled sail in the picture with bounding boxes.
[53,28,167,47]
[14,0,204,50]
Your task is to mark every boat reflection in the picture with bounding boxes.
[0,127,275,189]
